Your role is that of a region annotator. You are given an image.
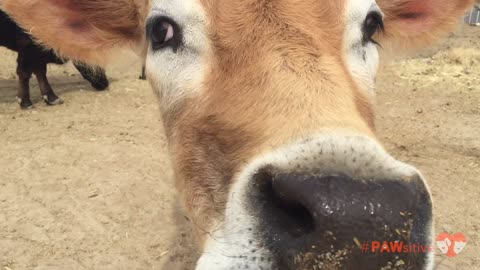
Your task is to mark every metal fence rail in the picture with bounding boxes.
[465,5,480,26]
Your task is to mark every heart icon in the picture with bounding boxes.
[436,232,467,257]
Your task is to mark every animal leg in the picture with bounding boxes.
[15,53,33,109]
[139,65,146,80]
[34,63,63,106]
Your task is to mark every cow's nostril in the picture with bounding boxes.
[250,167,432,269]
[254,170,315,238]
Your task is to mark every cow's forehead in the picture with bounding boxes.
[146,0,380,129]
[199,0,347,35]
[149,0,351,33]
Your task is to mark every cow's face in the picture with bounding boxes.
[2,0,473,269]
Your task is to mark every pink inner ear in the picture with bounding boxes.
[391,0,444,33]
[398,1,433,20]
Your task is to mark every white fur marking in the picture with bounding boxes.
[147,0,209,112]
[344,0,382,99]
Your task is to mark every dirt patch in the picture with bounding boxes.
[376,26,480,270]
[0,26,479,269]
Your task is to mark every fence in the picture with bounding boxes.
[465,5,480,26]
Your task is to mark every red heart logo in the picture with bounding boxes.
[436,232,467,257]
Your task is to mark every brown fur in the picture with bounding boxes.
[2,0,474,248]
[171,0,377,244]
[1,0,151,64]
[377,0,474,53]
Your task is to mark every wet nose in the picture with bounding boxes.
[252,169,433,269]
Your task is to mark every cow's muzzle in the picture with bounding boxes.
[196,135,434,270]
[250,168,433,269]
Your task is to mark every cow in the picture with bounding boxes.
[0,9,109,109]
[2,0,473,269]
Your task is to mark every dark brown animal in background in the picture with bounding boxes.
[0,10,109,109]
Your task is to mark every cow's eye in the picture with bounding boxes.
[147,16,181,51]
[363,11,384,45]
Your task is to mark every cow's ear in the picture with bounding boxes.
[377,0,474,53]
[1,0,149,64]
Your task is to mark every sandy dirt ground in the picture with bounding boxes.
[0,26,479,270]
